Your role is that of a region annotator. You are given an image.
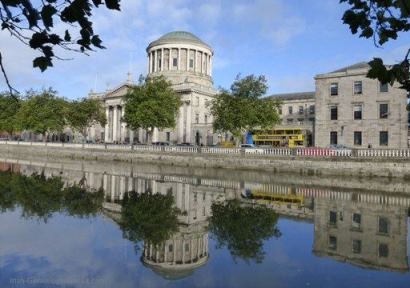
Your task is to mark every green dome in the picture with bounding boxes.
[147,31,212,51]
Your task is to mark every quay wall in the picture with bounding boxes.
[0,144,410,180]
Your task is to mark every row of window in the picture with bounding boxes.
[328,236,389,257]
[279,105,315,115]
[330,103,389,120]
[195,113,210,124]
[152,57,208,71]
[329,211,389,234]
[286,118,315,124]
[330,131,389,146]
[330,81,389,96]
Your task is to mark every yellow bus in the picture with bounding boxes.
[252,127,311,148]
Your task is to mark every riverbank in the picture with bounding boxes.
[1,142,410,179]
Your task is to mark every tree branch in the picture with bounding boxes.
[0,51,19,100]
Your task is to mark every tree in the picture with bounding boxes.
[209,200,281,263]
[16,88,67,141]
[211,75,281,143]
[120,191,180,246]
[66,98,106,142]
[0,0,121,95]
[0,92,21,138]
[341,0,410,91]
[0,170,103,222]
[123,76,182,143]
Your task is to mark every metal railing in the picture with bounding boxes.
[0,140,410,159]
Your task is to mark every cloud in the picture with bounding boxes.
[231,0,305,46]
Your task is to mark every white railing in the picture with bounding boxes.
[202,147,241,154]
[1,140,410,159]
[263,148,293,156]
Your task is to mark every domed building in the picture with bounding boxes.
[87,31,217,145]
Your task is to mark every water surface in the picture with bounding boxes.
[0,159,409,288]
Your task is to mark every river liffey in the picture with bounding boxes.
[0,158,409,288]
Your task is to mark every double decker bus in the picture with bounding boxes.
[251,127,312,148]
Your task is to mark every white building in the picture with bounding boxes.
[315,62,408,149]
[88,31,218,145]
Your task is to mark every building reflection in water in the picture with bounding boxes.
[2,159,409,276]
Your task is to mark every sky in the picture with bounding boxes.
[1,0,410,99]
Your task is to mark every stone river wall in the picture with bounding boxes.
[0,143,410,180]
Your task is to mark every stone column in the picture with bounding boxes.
[176,183,183,210]
[152,127,159,143]
[182,240,186,264]
[164,242,168,261]
[194,50,198,73]
[154,50,157,72]
[121,106,127,143]
[186,48,189,71]
[203,53,206,74]
[177,48,181,70]
[104,106,109,143]
[112,106,118,143]
[138,128,143,144]
[148,52,152,74]
[129,130,134,144]
[120,176,125,200]
[128,176,133,192]
[184,183,190,215]
[186,101,192,143]
[111,175,116,201]
[207,53,210,75]
[173,240,177,263]
[177,104,184,143]
[161,48,164,72]
[103,173,108,194]
[169,48,172,70]
[209,56,213,77]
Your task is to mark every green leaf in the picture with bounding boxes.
[105,0,121,10]
[33,56,51,72]
[91,35,105,48]
[41,4,57,29]
[64,30,71,42]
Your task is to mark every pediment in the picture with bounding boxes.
[105,83,132,99]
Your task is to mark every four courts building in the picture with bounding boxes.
[88,31,217,145]
[87,31,409,149]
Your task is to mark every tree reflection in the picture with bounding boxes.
[120,191,180,246]
[0,171,103,221]
[209,200,281,263]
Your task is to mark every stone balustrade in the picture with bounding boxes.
[1,140,410,159]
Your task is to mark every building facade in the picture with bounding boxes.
[88,31,217,145]
[269,92,315,145]
[313,196,409,272]
[270,92,316,127]
[315,62,408,149]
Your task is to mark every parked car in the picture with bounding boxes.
[327,144,351,150]
[240,144,264,154]
[152,141,170,146]
[176,142,194,146]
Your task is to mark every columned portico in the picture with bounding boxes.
[88,31,218,145]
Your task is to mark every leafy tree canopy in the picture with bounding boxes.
[211,74,280,140]
[124,76,182,141]
[66,97,106,138]
[341,0,410,90]
[209,200,281,263]
[0,0,121,94]
[0,170,103,222]
[0,91,21,136]
[16,88,67,138]
[120,191,180,246]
